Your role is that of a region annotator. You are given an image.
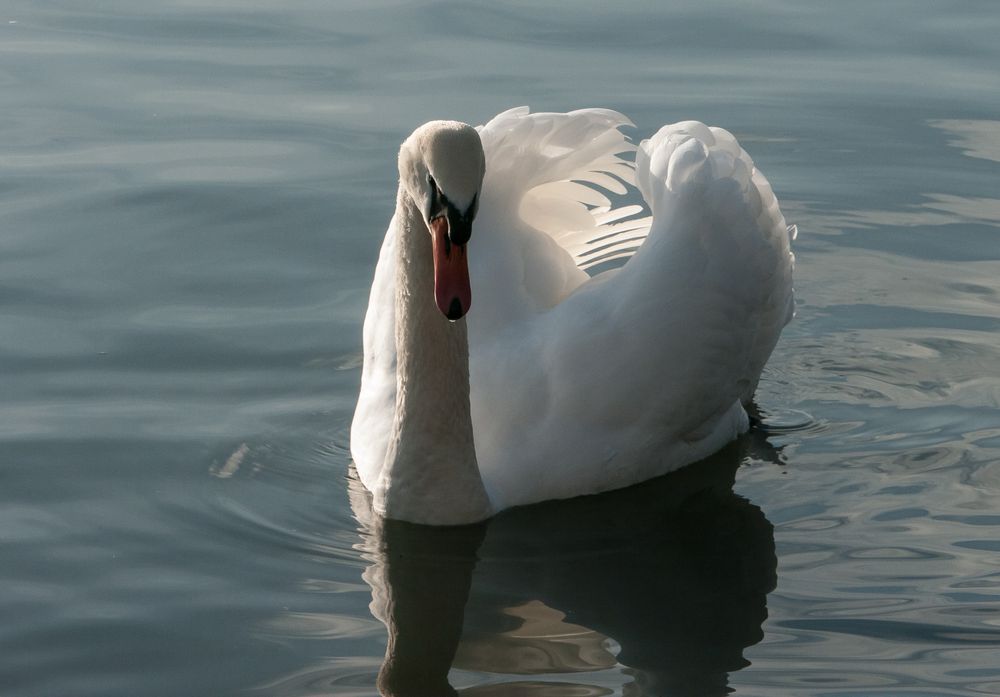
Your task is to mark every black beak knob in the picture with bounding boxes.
[448,214,472,246]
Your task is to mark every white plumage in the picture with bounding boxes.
[352,107,795,524]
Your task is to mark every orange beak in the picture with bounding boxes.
[430,217,471,320]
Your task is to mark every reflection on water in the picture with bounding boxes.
[351,434,778,696]
[929,119,1000,164]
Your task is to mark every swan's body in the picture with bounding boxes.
[352,108,795,524]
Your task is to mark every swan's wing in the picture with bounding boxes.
[472,120,796,508]
[476,107,653,277]
[633,120,796,403]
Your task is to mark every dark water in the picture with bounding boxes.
[3,1,1000,695]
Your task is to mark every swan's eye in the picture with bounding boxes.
[425,174,445,220]
[426,173,455,225]
[426,174,444,199]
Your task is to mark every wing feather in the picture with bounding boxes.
[477,107,655,275]
[632,120,796,403]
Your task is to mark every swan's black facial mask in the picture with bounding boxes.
[426,175,478,246]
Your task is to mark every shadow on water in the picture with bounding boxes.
[351,430,779,697]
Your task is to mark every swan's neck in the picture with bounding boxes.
[374,187,492,524]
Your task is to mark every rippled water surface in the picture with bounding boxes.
[3,1,1000,695]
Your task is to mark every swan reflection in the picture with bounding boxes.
[352,434,778,697]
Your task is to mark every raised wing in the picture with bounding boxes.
[633,120,796,403]
[471,118,796,506]
[477,107,653,274]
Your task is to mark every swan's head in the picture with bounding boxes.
[399,121,485,320]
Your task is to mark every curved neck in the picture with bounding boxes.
[373,187,492,525]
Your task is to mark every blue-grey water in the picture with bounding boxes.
[3,1,1000,695]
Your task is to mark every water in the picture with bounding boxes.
[2,1,1000,695]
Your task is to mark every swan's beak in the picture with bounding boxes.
[430,216,472,320]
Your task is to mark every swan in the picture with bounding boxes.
[351,107,795,525]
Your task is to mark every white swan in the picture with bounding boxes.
[351,107,795,525]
